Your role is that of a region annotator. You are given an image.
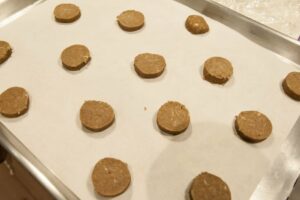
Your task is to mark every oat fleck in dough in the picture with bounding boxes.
[54,4,81,23]
[117,10,144,31]
[61,44,91,71]
[190,172,231,200]
[185,15,209,34]
[0,41,12,64]
[157,101,190,135]
[80,101,114,132]
[203,57,233,84]
[282,72,300,101]
[235,111,272,143]
[134,53,166,78]
[92,158,131,197]
[0,87,29,118]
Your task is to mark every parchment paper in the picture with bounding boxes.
[0,0,299,199]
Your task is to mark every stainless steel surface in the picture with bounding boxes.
[176,0,300,65]
[249,117,300,200]
[1,153,55,200]
[0,122,79,200]
[0,0,46,27]
[0,0,37,21]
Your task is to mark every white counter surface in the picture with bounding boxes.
[214,0,300,40]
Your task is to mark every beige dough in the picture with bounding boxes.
[235,111,272,143]
[0,41,12,64]
[190,172,231,200]
[54,4,81,23]
[134,53,166,78]
[80,101,115,132]
[282,72,300,101]
[203,57,233,84]
[117,10,145,31]
[61,44,91,70]
[156,101,190,135]
[0,87,29,118]
[92,157,131,197]
[185,15,209,34]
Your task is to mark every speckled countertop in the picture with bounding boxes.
[213,0,300,40]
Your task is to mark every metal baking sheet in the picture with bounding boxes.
[0,0,45,28]
[0,0,299,199]
[250,117,300,200]
[0,122,78,199]
[177,0,300,65]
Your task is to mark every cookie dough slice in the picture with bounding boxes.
[203,57,233,84]
[157,101,190,135]
[185,15,209,34]
[282,72,300,101]
[61,44,91,70]
[190,172,231,200]
[54,4,81,23]
[0,41,12,64]
[0,87,29,118]
[80,101,115,132]
[117,10,144,31]
[92,157,131,197]
[134,53,166,78]
[235,111,272,143]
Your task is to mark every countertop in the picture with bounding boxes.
[214,0,300,40]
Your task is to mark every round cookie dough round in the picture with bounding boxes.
[54,4,81,23]
[134,53,166,78]
[203,57,233,84]
[282,72,300,101]
[92,157,131,197]
[0,41,12,64]
[117,10,144,31]
[61,44,91,70]
[80,101,115,132]
[185,15,209,34]
[157,101,190,135]
[235,111,272,143]
[190,172,231,200]
[0,87,29,118]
